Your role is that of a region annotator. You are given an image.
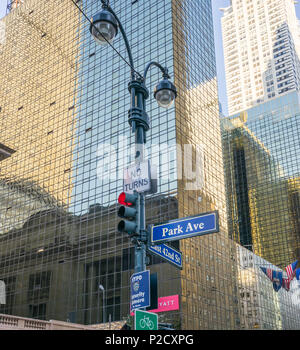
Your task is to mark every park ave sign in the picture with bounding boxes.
[151,211,219,245]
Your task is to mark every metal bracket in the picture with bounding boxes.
[128,107,150,132]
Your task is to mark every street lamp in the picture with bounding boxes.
[90,8,118,46]
[90,0,177,107]
[99,284,106,323]
[90,0,177,275]
[154,73,177,109]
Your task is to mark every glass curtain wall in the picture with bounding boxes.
[222,92,300,269]
[0,0,299,330]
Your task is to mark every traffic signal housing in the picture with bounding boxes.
[117,192,139,235]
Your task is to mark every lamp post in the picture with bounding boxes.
[90,0,177,275]
[99,284,106,323]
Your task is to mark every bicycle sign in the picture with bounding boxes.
[134,310,158,331]
[140,315,154,330]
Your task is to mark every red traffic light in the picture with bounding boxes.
[118,192,136,206]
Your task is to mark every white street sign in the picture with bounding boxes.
[123,160,151,193]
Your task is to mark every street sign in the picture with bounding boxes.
[130,270,150,312]
[123,160,151,193]
[148,243,182,270]
[151,211,219,245]
[134,310,158,331]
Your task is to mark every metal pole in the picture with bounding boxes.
[103,288,106,323]
[131,75,148,273]
[99,284,106,323]
[134,125,146,274]
[89,2,176,323]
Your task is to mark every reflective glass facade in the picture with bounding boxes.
[222,91,300,269]
[0,0,299,330]
[237,245,300,330]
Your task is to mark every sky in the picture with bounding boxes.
[1,1,300,117]
[0,1,6,19]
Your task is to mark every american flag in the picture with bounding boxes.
[260,267,273,282]
[285,260,298,282]
[272,270,283,292]
[282,278,290,292]
[260,267,283,292]
[267,268,273,281]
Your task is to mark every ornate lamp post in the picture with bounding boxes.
[90,0,177,275]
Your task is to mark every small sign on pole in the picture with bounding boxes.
[134,310,158,331]
[148,243,182,270]
[130,270,151,313]
[123,160,151,193]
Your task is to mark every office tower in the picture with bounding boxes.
[222,91,300,269]
[221,0,300,115]
[1,0,299,331]
[221,0,300,270]
[0,0,240,330]
[237,245,300,330]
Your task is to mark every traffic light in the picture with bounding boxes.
[118,192,139,235]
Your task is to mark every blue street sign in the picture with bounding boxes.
[130,270,150,312]
[148,243,182,270]
[151,211,219,245]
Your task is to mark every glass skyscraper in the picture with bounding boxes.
[0,0,299,330]
[221,0,300,115]
[222,91,300,269]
